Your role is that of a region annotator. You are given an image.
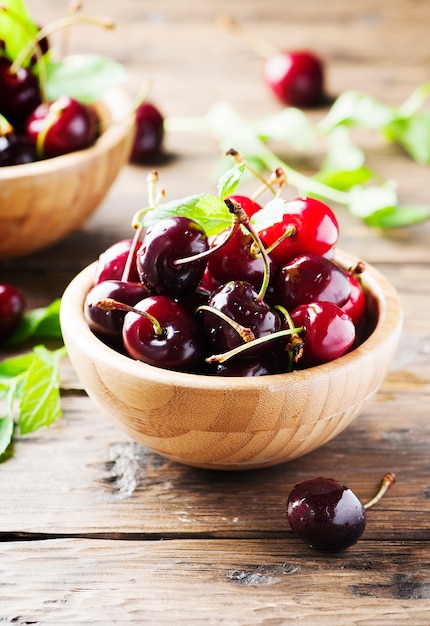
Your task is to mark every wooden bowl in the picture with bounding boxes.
[0,89,134,259]
[60,250,402,470]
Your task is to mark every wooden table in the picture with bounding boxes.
[1,1,430,623]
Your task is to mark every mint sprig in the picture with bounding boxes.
[166,85,430,229]
[0,345,66,459]
[0,299,66,460]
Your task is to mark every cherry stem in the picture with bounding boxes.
[196,305,255,343]
[363,472,396,510]
[11,14,115,74]
[206,326,304,364]
[226,148,278,197]
[216,14,277,60]
[250,167,288,201]
[61,0,82,58]
[172,222,239,267]
[95,298,163,336]
[121,224,144,283]
[224,197,271,302]
[0,113,13,135]
[274,304,305,367]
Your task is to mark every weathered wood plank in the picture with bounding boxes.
[1,538,430,624]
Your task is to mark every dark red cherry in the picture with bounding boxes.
[275,253,351,311]
[286,477,366,551]
[207,353,279,377]
[130,101,164,163]
[84,280,149,340]
[341,269,366,327]
[206,227,270,292]
[0,283,26,341]
[0,57,41,131]
[258,197,339,267]
[137,216,209,298]
[122,295,205,373]
[26,95,99,158]
[202,280,280,353]
[94,239,141,284]
[264,50,325,108]
[290,301,356,367]
[0,131,37,166]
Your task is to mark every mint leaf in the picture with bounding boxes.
[250,197,287,231]
[383,114,430,164]
[364,204,430,228]
[318,90,396,133]
[6,299,62,345]
[0,0,39,64]
[348,184,399,219]
[17,345,66,435]
[0,414,14,458]
[216,162,246,198]
[45,54,128,103]
[255,107,316,151]
[0,352,35,377]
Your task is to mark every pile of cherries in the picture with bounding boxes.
[84,171,368,377]
[0,17,101,166]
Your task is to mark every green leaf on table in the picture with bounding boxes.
[383,113,430,164]
[0,414,14,458]
[364,204,430,229]
[315,126,373,190]
[6,299,62,345]
[318,90,396,133]
[17,345,66,435]
[255,107,316,151]
[45,54,128,103]
[348,184,399,219]
[0,352,35,377]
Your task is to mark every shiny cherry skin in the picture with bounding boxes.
[258,197,339,267]
[0,132,37,166]
[202,280,280,353]
[206,227,270,292]
[26,95,99,158]
[264,50,325,108]
[130,101,164,163]
[228,195,262,218]
[275,253,351,311]
[84,280,149,341]
[286,477,366,551]
[290,301,356,367]
[341,271,366,327]
[0,57,41,131]
[94,239,141,284]
[137,216,209,298]
[122,295,206,373]
[207,353,280,377]
[0,283,26,341]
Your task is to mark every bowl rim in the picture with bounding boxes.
[60,248,403,391]
[0,87,134,181]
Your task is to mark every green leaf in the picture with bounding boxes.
[364,204,430,228]
[383,114,430,164]
[45,54,128,103]
[0,414,14,457]
[250,197,287,232]
[315,167,373,191]
[0,0,39,63]
[318,90,396,133]
[348,184,399,219]
[6,299,62,345]
[255,107,316,151]
[17,345,66,435]
[216,162,247,198]
[0,352,35,378]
